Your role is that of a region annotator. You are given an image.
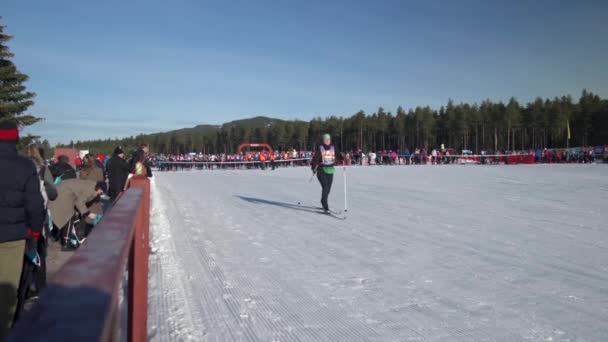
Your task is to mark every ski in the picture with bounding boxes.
[295,202,322,211]
[297,203,342,214]
[319,209,346,220]
[296,203,346,219]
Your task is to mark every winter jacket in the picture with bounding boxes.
[0,142,45,242]
[48,179,100,229]
[107,155,131,194]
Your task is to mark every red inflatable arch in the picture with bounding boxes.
[237,143,274,155]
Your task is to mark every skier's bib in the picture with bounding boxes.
[320,145,335,166]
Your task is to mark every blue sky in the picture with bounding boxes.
[3,0,608,144]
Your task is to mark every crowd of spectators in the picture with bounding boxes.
[0,122,152,339]
[348,147,604,165]
[153,145,605,171]
[153,149,313,170]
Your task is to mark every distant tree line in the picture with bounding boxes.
[63,90,608,155]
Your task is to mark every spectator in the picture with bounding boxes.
[74,156,82,170]
[80,154,104,184]
[0,121,45,338]
[49,155,77,183]
[21,145,57,302]
[49,179,105,248]
[123,144,154,193]
[259,151,267,170]
[95,153,107,179]
[403,148,411,165]
[107,146,131,202]
[95,153,106,170]
[130,144,153,177]
[25,145,57,207]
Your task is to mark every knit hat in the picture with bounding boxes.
[322,133,331,140]
[0,121,19,143]
[113,146,124,156]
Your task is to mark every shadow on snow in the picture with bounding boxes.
[234,195,320,214]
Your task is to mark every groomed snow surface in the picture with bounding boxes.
[147,165,607,342]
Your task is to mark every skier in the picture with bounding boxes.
[311,134,342,213]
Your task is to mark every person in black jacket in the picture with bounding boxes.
[311,134,343,213]
[107,146,131,202]
[49,155,77,182]
[0,121,45,338]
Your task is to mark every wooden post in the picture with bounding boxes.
[128,176,150,342]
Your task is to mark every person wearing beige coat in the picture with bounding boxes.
[48,179,103,230]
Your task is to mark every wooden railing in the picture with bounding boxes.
[7,176,151,342]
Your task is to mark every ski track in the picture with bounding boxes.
[148,165,608,341]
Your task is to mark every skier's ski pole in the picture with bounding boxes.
[343,166,348,212]
[309,167,317,183]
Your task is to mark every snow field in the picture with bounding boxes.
[147,164,608,341]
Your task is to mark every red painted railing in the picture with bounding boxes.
[7,176,150,342]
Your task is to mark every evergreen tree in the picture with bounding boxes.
[0,18,40,130]
[505,97,521,151]
[577,89,600,146]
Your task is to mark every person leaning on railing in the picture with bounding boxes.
[122,143,154,191]
[0,121,45,339]
[48,179,106,248]
[130,144,153,178]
